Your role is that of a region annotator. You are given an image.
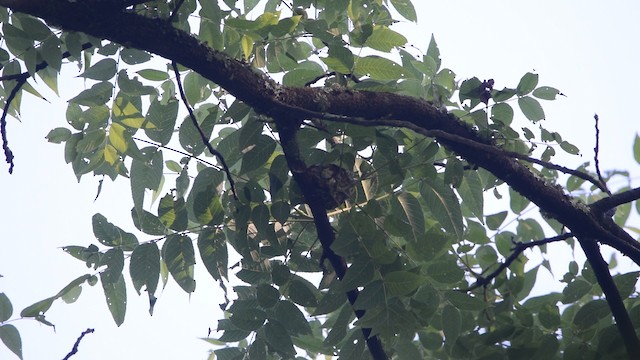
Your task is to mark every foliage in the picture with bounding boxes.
[0,0,640,359]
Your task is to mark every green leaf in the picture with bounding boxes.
[130,243,160,295]
[0,293,12,322]
[397,192,425,242]
[197,228,228,281]
[516,72,538,95]
[354,55,406,80]
[339,257,374,292]
[390,0,417,22]
[321,46,354,74]
[518,96,545,122]
[383,271,426,296]
[532,86,561,100]
[573,299,610,330]
[92,213,139,250]
[275,300,312,335]
[136,69,170,81]
[46,127,72,143]
[263,320,296,358]
[131,208,167,236]
[561,279,591,304]
[130,147,163,212]
[442,304,461,343]
[613,271,640,298]
[79,58,117,81]
[457,170,484,222]
[286,276,319,307]
[444,291,485,311]
[158,194,188,232]
[240,135,277,175]
[491,102,514,125]
[70,81,113,106]
[0,324,22,359]
[162,234,196,293]
[364,26,407,52]
[256,284,280,309]
[100,272,127,326]
[145,98,179,146]
[229,308,267,331]
[99,248,124,284]
[420,178,464,240]
[560,141,580,155]
[178,107,217,156]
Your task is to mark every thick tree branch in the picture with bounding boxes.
[578,237,640,358]
[274,117,388,360]
[3,2,639,354]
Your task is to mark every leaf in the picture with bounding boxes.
[178,107,217,156]
[130,243,160,295]
[321,45,354,73]
[286,276,319,307]
[162,234,196,293]
[457,170,484,222]
[518,96,545,122]
[420,178,464,240]
[46,127,72,143]
[444,291,485,311]
[197,228,228,281]
[491,102,514,125]
[100,272,127,326]
[383,271,426,296]
[516,72,538,95]
[99,248,124,284]
[0,293,12,322]
[70,81,113,106]
[92,213,139,250]
[0,324,22,359]
[157,194,188,232]
[354,55,406,80]
[532,86,561,100]
[442,304,461,343]
[390,0,417,22]
[263,320,295,358]
[78,58,117,81]
[573,299,610,330]
[145,98,179,146]
[256,284,280,309]
[274,300,312,335]
[397,192,424,241]
[339,257,374,291]
[364,26,407,52]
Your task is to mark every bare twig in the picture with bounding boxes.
[62,328,94,360]
[466,233,574,291]
[171,61,238,199]
[593,114,611,195]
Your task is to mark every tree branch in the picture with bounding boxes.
[578,237,640,358]
[171,61,238,200]
[62,328,94,360]
[274,117,388,360]
[466,233,574,292]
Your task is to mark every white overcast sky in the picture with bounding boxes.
[2,1,640,359]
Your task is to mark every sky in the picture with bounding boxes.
[1,1,640,359]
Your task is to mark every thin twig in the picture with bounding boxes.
[170,61,238,199]
[1,74,27,174]
[465,233,574,291]
[62,328,94,360]
[593,114,611,195]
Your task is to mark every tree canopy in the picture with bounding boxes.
[1,1,640,359]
